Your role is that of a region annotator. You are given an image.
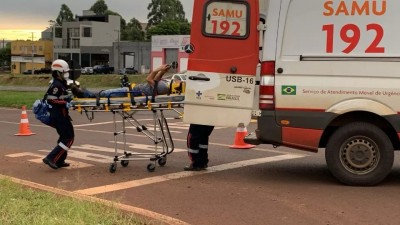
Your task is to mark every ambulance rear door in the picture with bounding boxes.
[183,0,260,127]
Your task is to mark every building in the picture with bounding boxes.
[41,28,53,40]
[112,41,151,74]
[151,35,190,73]
[53,10,120,69]
[10,40,53,74]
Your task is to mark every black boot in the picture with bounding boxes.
[42,157,59,170]
[184,164,207,171]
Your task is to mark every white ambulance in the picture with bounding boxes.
[183,0,398,186]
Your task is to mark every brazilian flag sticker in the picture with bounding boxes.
[282,85,296,95]
[217,94,226,100]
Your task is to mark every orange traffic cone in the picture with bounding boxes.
[230,123,255,149]
[15,105,35,136]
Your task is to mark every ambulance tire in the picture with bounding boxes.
[325,122,394,186]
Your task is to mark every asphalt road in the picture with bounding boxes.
[1,107,400,225]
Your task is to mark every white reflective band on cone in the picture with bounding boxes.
[20,119,29,123]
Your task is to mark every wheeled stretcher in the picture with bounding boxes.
[70,82,185,173]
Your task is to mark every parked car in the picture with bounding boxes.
[125,67,138,74]
[163,72,187,85]
[93,65,114,74]
[81,67,94,75]
[22,69,41,75]
[0,66,11,73]
[119,67,138,75]
[40,68,52,74]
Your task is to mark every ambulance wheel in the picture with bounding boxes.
[325,122,394,186]
[109,163,117,173]
[121,160,129,167]
[158,157,167,166]
[147,163,156,172]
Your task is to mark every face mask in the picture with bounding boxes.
[63,72,70,79]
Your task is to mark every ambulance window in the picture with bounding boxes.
[202,1,249,39]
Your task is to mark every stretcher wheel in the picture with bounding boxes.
[121,160,129,167]
[158,157,167,166]
[109,163,117,173]
[147,163,156,172]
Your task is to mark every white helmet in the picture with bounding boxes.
[51,59,70,79]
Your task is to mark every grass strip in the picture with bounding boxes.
[0,91,42,109]
[0,74,148,88]
[0,178,145,225]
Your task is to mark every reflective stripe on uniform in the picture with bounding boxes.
[47,95,70,100]
[47,95,58,100]
[199,144,208,149]
[188,148,199,154]
[58,142,69,151]
[59,95,71,100]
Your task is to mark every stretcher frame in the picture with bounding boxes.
[71,90,184,173]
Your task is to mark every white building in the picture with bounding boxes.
[53,10,120,69]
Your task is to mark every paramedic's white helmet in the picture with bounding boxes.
[51,59,70,79]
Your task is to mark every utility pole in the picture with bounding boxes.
[115,29,120,73]
[31,32,34,75]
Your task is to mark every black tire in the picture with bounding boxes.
[109,163,117,173]
[121,160,129,167]
[147,163,156,172]
[158,157,167,166]
[325,122,394,186]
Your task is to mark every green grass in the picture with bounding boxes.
[0,74,165,224]
[0,91,43,109]
[0,178,145,225]
[0,74,152,108]
[0,74,148,88]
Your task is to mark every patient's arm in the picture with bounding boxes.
[146,64,170,86]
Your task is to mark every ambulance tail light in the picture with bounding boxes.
[259,61,275,110]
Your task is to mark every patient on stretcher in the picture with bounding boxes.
[71,64,171,98]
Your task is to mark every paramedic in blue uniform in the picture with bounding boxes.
[42,59,74,169]
[184,124,215,171]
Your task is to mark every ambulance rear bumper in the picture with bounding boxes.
[244,111,283,146]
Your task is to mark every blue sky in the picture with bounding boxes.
[0,0,194,40]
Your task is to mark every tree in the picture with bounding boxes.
[122,18,145,41]
[89,1,126,31]
[56,4,74,25]
[146,0,190,37]
[0,43,11,67]
[147,0,187,26]
[147,20,181,38]
[90,0,108,15]
[146,19,191,38]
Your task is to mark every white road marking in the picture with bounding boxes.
[75,154,304,196]
[5,143,182,166]
[111,141,186,153]
[72,144,118,153]
[5,152,93,169]
[38,150,115,163]
[73,144,160,154]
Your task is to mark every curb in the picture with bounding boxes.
[0,174,189,225]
